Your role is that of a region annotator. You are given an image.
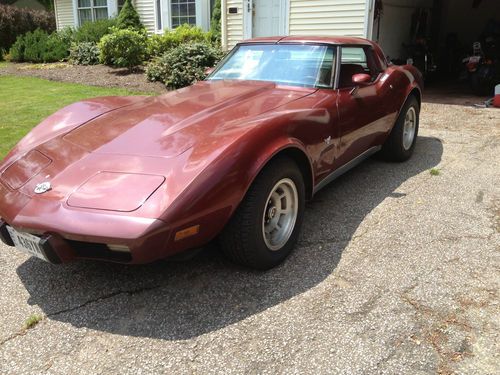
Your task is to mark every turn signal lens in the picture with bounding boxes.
[174,225,200,241]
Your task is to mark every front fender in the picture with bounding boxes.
[158,114,315,251]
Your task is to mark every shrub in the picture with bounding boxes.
[116,0,144,31]
[57,26,75,46]
[0,4,55,52]
[146,42,223,89]
[98,28,146,69]
[73,18,116,44]
[0,49,4,62]
[42,32,70,61]
[69,42,100,65]
[9,29,69,63]
[146,24,212,58]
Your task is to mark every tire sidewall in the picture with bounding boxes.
[396,96,420,159]
[248,161,305,267]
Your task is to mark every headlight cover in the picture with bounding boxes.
[67,172,165,212]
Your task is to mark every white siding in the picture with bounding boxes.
[222,0,244,50]
[289,0,367,37]
[54,0,75,30]
[134,0,156,33]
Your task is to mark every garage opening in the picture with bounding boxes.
[371,0,500,101]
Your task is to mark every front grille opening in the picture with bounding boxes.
[67,240,132,262]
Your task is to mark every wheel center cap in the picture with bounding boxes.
[268,206,277,219]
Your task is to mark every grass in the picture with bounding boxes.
[430,168,441,176]
[24,313,43,329]
[0,75,151,158]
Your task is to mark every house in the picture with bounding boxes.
[220,0,500,63]
[53,0,213,33]
[51,0,499,64]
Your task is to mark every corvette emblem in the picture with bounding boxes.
[34,182,52,194]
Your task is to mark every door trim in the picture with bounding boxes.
[313,145,381,194]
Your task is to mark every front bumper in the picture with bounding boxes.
[1,220,67,263]
[0,218,171,264]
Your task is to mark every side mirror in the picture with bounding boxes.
[204,67,215,75]
[352,73,372,86]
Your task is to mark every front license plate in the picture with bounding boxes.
[6,226,48,262]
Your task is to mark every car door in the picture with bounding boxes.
[334,46,388,167]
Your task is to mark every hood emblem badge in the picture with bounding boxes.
[34,182,52,194]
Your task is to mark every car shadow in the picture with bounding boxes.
[16,136,443,341]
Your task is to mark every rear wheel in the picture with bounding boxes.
[219,157,305,270]
[381,95,420,162]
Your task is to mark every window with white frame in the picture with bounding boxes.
[171,0,197,28]
[77,0,108,25]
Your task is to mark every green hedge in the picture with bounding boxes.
[146,24,214,59]
[72,18,117,44]
[9,29,69,63]
[98,28,147,69]
[146,42,223,89]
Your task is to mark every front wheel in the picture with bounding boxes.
[381,95,420,162]
[219,157,305,270]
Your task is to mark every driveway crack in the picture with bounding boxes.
[0,284,162,348]
[48,284,163,318]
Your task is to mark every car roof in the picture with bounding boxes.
[238,36,374,47]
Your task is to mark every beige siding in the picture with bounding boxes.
[289,0,367,37]
[221,0,368,50]
[134,0,156,34]
[54,0,75,30]
[223,0,244,50]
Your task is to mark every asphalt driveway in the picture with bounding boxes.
[0,98,498,374]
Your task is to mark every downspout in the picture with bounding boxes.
[53,0,59,30]
[221,0,227,50]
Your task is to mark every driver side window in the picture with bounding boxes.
[339,46,380,88]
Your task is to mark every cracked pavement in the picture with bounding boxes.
[0,95,499,374]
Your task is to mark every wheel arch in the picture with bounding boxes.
[265,146,314,200]
[394,86,422,127]
[409,87,422,109]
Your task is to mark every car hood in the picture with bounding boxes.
[0,80,315,218]
[62,80,315,158]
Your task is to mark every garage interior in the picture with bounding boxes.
[370,0,500,102]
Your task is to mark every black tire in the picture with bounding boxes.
[381,95,420,162]
[219,157,305,270]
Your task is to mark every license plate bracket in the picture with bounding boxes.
[6,226,50,262]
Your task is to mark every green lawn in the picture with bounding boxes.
[0,75,151,158]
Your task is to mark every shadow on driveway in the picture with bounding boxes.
[16,136,443,340]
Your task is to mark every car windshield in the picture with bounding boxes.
[208,44,336,88]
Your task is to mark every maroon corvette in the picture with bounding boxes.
[0,37,422,269]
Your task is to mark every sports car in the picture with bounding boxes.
[0,37,422,269]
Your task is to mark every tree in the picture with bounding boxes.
[116,0,144,31]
